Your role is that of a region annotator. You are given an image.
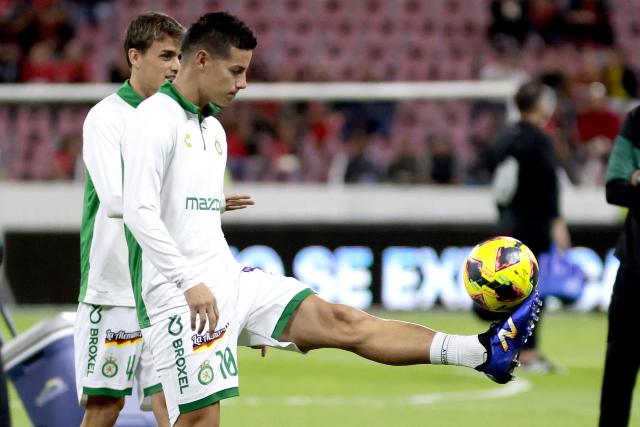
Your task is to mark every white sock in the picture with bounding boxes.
[429,332,488,369]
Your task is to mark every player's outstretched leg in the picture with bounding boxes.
[279,291,541,383]
[274,293,542,383]
[474,291,543,384]
[279,294,438,365]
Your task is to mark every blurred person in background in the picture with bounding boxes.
[569,47,604,100]
[599,105,640,427]
[387,137,429,184]
[488,0,530,47]
[602,48,639,102]
[427,133,460,184]
[344,128,385,183]
[479,37,529,83]
[57,38,92,82]
[20,40,58,82]
[486,80,571,372]
[52,133,81,180]
[527,0,566,46]
[0,42,19,82]
[539,68,582,184]
[574,82,620,186]
[565,0,614,46]
[465,110,503,185]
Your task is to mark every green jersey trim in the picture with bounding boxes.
[125,225,151,328]
[271,288,315,340]
[82,386,132,398]
[116,80,144,108]
[178,387,239,413]
[158,81,221,118]
[79,172,99,302]
[143,383,163,397]
[606,135,640,182]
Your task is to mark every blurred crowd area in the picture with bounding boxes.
[0,0,638,185]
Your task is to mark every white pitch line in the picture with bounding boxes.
[226,378,532,407]
[408,378,531,405]
[9,379,532,412]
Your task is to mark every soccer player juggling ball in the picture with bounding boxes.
[121,12,542,427]
[76,12,254,427]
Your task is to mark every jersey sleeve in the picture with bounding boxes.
[605,112,640,209]
[620,105,640,147]
[122,107,203,293]
[82,106,124,218]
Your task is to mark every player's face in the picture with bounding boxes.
[134,36,181,91]
[202,46,252,107]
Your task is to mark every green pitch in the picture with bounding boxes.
[2,307,639,427]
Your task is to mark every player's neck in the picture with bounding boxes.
[128,74,155,99]
[173,74,206,110]
[520,113,542,127]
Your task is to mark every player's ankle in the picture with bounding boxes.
[429,332,488,368]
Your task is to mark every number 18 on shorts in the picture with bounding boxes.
[143,311,240,423]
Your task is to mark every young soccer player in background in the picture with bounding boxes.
[75,12,183,427]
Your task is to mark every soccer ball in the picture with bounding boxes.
[463,236,538,312]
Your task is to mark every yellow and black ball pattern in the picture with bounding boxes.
[463,236,538,312]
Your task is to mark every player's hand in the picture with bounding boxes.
[184,283,219,335]
[223,194,254,213]
[251,345,268,357]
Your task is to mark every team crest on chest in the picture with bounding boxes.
[184,133,192,148]
[214,139,222,155]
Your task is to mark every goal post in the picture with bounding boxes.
[0,80,520,103]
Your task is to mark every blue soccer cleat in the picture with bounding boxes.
[475,291,543,384]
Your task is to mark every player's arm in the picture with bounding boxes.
[605,136,640,210]
[122,110,218,334]
[82,108,125,218]
[605,108,640,210]
[222,193,254,213]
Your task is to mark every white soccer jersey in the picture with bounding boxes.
[122,81,240,328]
[79,81,144,307]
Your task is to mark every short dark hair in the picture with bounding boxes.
[181,12,257,60]
[124,11,185,67]
[515,80,544,114]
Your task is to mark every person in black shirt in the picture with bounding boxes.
[599,105,640,427]
[485,80,571,371]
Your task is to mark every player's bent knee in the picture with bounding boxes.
[82,395,125,426]
[85,395,125,412]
